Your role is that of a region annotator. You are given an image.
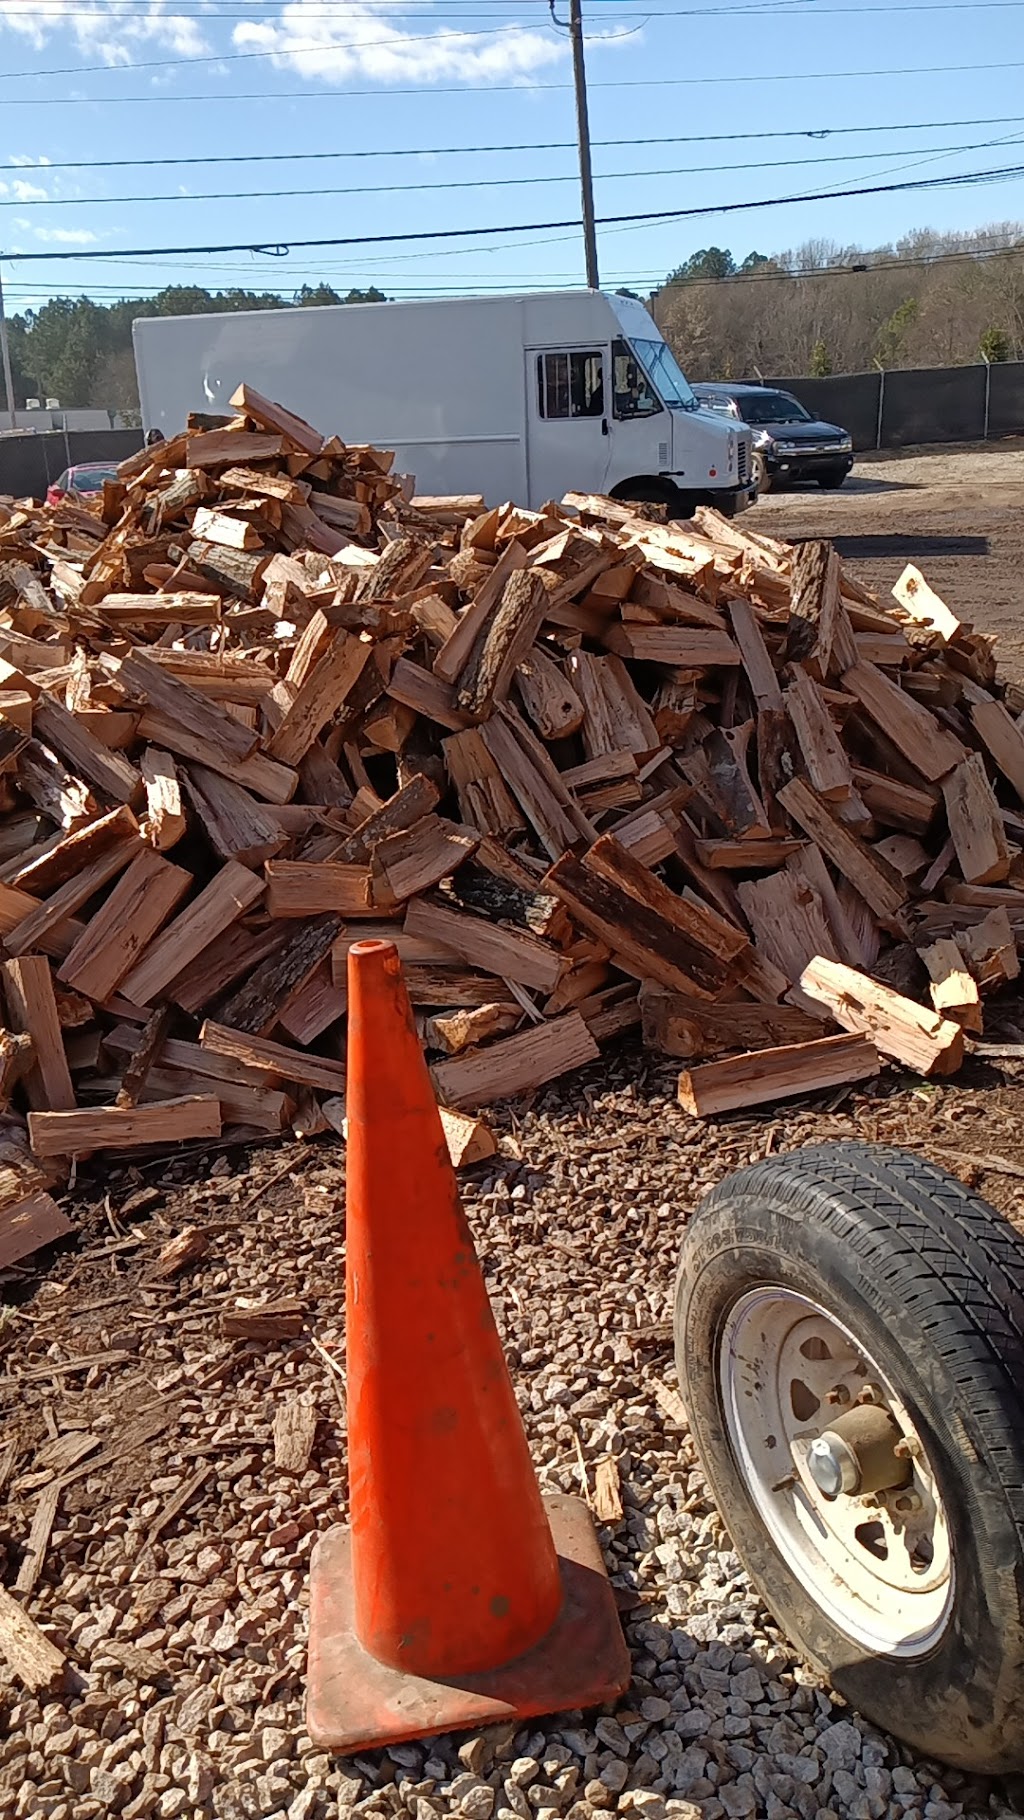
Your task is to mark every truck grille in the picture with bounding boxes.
[737,436,750,484]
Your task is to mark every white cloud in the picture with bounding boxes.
[230,0,569,86]
[30,226,101,243]
[8,154,52,168]
[0,0,210,63]
[11,180,49,202]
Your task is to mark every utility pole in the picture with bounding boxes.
[551,0,599,289]
[0,260,15,432]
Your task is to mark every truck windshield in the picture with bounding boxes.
[630,338,698,411]
[738,390,813,424]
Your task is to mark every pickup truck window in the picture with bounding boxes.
[612,339,661,419]
[537,351,604,420]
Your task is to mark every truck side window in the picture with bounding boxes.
[611,340,661,419]
[537,351,604,420]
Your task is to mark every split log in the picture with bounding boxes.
[2,957,75,1111]
[784,666,855,800]
[799,954,965,1076]
[332,774,440,865]
[180,764,285,869]
[120,861,265,1007]
[443,728,524,837]
[199,1020,346,1094]
[266,631,371,766]
[404,895,563,993]
[640,985,824,1058]
[432,1010,599,1109]
[427,1003,520,1054]
[139,748,185,852]
[678,1032,880,1116]
[265,861,371,919]
[58,849,191,1002]
[0,1192,72,1271]
[681,725,772,840]
[892,563,961,641]
[918,939,983,1032]
[371,815,479,904]
[941,752,1009,884]
[514,646,584,739]
[457,569,549,715]
[119,650,257,763]
[777,777,909,935]
[28,1095,221,1157]
[215,915,343,1034]
[958,907,1020,991]
[841,660,965,781]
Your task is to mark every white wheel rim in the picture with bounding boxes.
[719,1287,954,1657]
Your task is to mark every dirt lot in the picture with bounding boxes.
[756,440,1024,680]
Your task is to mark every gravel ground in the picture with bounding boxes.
[3,1044,1024,1820]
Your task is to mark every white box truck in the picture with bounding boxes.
[133,291,754,516]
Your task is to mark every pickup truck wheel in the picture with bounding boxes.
[816,465,850,488]
[673,1144,1024,1772]
[751,451,773,494]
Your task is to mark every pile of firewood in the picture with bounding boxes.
[0,381,1021,1265]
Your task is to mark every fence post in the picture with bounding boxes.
[982,354,991,440]
[873,359,886,450]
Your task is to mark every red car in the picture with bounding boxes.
[46,461,121,507]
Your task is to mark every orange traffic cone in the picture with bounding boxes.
[306,938,630,1752]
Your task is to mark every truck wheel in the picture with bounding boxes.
[816,465,849,488]
[673,1144,1024,1772]
[751,451,773,495]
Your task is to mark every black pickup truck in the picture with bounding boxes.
[691,381,854,495]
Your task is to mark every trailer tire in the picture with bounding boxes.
[673,1143,1024,1772]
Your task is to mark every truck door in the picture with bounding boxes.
[525,346,610,509]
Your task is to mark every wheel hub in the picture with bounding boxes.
[719,1287,954,1656]
[806,1402,913,1500]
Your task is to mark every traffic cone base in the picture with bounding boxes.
[306,1492,631,1753]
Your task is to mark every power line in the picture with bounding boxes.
[7,57,1024,103]
[0,23,589,84]
[6,113,1024,174]
[8,135,1023,210]
[6,159,1024,264]
[13,0,1024,14]
[4,236,1023,301]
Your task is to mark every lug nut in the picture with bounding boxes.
[855,1382,884,1406]
[892,1491,923,1514]
[893,1436,922,1461]
[825,1385,852,1407]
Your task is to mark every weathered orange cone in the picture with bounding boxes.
[306,939,630,1752]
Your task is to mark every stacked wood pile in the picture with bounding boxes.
[0,381,1021,1263]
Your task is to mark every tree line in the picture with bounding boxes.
[651,224,1024,381]
[4,283,387,416]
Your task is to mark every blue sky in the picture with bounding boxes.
[2,0,1024,313]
